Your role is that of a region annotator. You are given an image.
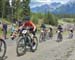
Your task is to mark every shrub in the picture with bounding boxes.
[44,12,58,26]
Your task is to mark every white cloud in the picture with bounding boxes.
[31,0,51,4]
[36,0,51,2]
[31,0,70,4]
[30,0,71,8]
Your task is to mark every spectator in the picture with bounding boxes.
[10,24,15,36]
[2,22,7,39]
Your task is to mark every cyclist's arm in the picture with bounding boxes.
[30,21,36,31]
[18,23,24,30]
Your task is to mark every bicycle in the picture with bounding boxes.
[16,27,38,56]
[68,32,73,39]
[0,39,6,58]
[39,29,47,42]
[56,30,63,42]
[48,28,53,40]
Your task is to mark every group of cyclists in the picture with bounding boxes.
[0,16,74,58]
[40,23,74,42]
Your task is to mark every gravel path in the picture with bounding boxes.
[2,34,75,60]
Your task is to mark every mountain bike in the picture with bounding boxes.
[0,39,6,58]
[39,29,47,42]
[56,30,63,42]
[16,27,38,56]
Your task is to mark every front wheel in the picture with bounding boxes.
[0,39,6,58]
[57,33,63,42]
[31,36,38,52]
[16,37,26,56]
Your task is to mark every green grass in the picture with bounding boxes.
[0,28,2,35]
[58,19,68,25]
[58,18,75,24]
[0,28,11,37]
[63,31,69,35]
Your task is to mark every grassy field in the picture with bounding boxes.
[0,28,2,35]
[58,19,68,25]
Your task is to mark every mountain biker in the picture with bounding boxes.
[57,25,63,41]
[40,23,46,31]
[39,23,47,41]
[18,16,37,39]
[69,28,73,33]
[49,27,53,38]
[11,16,37,41]
[57,25,63,32]
[68,28,73,39]
[18,16,37,49]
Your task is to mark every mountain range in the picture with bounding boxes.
[30,1,75,14]
[52,1,75,14]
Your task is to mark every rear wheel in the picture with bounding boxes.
[39,32,45,42]
[0,39,6,58]
[57,33,62,42]
[39,33,42,42]
[16,37,26,56]
[31,36,38,52]
[48,32,53,39]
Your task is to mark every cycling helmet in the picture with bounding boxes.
[25,16,30,21]
[41,24,46,28]
[58,25,62,28]
[58,25,62,29]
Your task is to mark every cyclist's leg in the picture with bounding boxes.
[30,28,37,45]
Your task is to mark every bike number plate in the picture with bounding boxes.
[22,30,27,34]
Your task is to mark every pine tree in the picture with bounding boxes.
[0,0,2,18]
[4,0,11,18]
[22,0,30,19]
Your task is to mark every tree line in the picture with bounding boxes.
[55,14,75,18]
[31,12,58,26]
[0,0,30,20]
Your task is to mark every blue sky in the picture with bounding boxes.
[31,0,70,3]
[30,0,70,8]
